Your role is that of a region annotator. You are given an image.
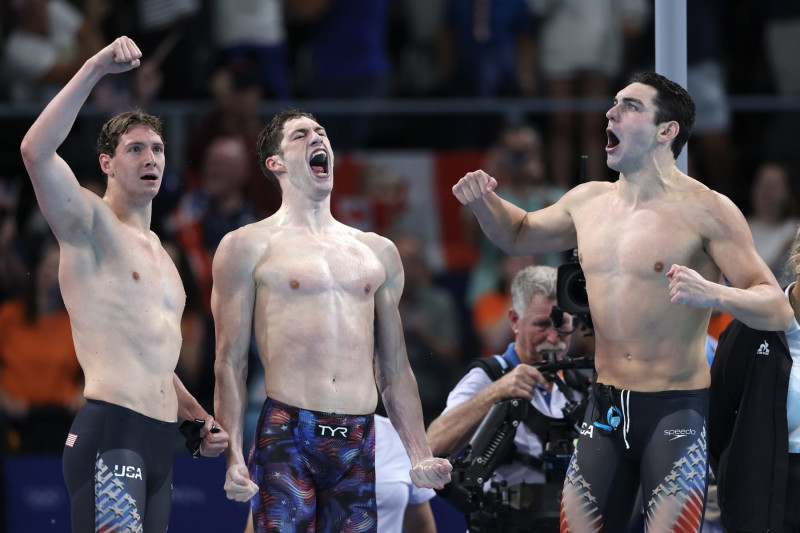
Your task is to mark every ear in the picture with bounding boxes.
[658,121,679,143]
[99,154,113,176]
[508,308,519,333]
[265,154,285,174]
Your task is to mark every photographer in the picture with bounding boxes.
[427,265,589,531]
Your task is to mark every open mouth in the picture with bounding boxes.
[140,174,158,181]
[606,129,620,151]
[309,150,329,177]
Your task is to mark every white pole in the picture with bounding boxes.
[655,0,688,173]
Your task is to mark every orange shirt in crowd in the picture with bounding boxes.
[0,299,81,405]
[472,291,512,358]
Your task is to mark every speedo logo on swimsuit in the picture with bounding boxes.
[664,428,696,441]
[316,424,349,438]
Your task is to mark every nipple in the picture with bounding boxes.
[364,283,371,294]
[132,271,140,281]
[290,280,300,289]
[653,262,664,273]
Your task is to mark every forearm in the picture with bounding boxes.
[380,367,433,465]
[716,283,793,331]
[470,194,531,255]
[21,59,104,160]
[214,358,249,466]
[173,374,208,422]
[426,386,499,456]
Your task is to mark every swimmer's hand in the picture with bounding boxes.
[199,418,229,458]
[89,36,142,75]
[410,457,452,490]
[452,170,498,205]
[224,465,259,502]
[666,264,718,308]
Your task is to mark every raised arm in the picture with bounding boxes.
[452,169,577,255]
[20,37,141,244]
[370,235,452,489]
[211,230,259,501]
[667,191,793,331]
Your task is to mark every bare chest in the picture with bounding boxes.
[257,237,385,298]
[65,233,185,314]
[574,203,707,278]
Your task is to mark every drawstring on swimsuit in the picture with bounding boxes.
[621,389,631,449]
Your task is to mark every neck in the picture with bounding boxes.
[105,195,153,232]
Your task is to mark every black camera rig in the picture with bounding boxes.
[436,355,595,532]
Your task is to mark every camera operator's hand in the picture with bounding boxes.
[452,170,497,205]
[491,364,549,402]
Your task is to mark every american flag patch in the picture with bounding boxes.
[65,433,78,447]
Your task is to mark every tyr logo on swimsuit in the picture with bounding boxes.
[317,424,349,438]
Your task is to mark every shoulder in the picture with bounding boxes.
[445,368,493,410]
[561,180,615,208]
[214,220,275,269]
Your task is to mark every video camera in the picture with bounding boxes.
[436,355,594,532]
[556,249,593,335]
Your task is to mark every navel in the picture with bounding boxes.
[626,353,632,361]
[364,283,371,294]
[132,271,140,281]
[289,279,300,289]
[653,261,664,273]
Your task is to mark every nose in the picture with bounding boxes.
[606,103,618,121]
[145,148,157,166]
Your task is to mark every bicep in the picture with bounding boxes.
[516,196,578,253]
[705,198,777,289]
[211,237,256,365]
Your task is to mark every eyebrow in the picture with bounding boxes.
[615,96,645,107]
[290,126,326,136]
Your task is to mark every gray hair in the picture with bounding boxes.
[788,224,800,276]
[510,265,558,315]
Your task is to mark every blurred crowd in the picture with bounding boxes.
[1,0,800,453]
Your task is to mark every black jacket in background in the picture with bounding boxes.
[708,319,791,532]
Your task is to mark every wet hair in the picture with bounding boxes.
[510,265,557,316]
[96,110,163,157]
[628,72,695,159]
[255,109,318,192]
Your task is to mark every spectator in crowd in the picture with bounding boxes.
[184,60,280,219]
[0,177,27,302]
[531,0,648,186]
[2,0,109,103]
[746,161,799,287]
[437,0,536,98]
[131,0,206,99]
[709,226,800,531]
[210,0,291,101]
[465,122,566,305]
[686,0,734,198]
[472,253,537,358]
[286,0,392,150]
[0,236,84,454]
[394,232,462,425]
[172,135,259,313]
